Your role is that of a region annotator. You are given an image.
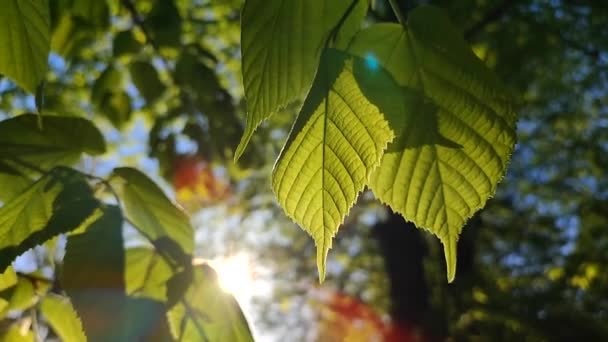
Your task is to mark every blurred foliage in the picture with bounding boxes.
[0,0,606,341]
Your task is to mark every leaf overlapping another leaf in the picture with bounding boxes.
[236,0,367,159]
[0,114,106,201]
[347,6,517,281]
[40,294,87,342]
[61,205,167,341]
[111,167,194,265]
[167,264,254,342]
[0,167,100,272]
[272,49,395,281]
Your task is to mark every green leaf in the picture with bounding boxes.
[126,247,174,301]
[167,264,254,342]
[236,0,367,159]
[0,114,106,169]
[0,266,17,291]
[4,277,36,313]
[272,49,394,281]
[144,0,182,49]
[61,205,167,341]
[0,161,32,202]
[0,166,100,272]
[113,30,142,57]
[40,294,86,342]
[0,0,50,93]
[91,65,132,127]
[111,167,194,264]
[0,321,35,342]
[347,6,517,282]
[129,61,166,104]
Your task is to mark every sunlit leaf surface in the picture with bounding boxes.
[236,0,367,159]
[272,49,394,281]
[347,6,517,281]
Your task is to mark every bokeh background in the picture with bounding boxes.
[1,0,607,340]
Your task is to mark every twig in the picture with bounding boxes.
[388,0,407,27]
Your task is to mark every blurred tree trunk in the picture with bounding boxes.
[373,208,480,341]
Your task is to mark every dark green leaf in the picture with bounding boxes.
[0,166,100,272]
[0,114,106,169]
[129,61,166,104]
[61,205,167,341]
[113,30,142,57]
[144,0,182,49]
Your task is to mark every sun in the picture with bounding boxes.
[208,253,254,299]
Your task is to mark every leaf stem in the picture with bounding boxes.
[388,0,407,27]
[327,0,360,46]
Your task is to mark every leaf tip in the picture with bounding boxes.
[316,245,328,284]
[234,129,253,162]
[442,235,458,283]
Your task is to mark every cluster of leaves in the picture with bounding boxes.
[236,0,517,282]
[0,0,252,340]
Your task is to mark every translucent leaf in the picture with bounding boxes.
[0,321,35,342]
[272,49,394,281]
[0,0,50,93]
[0,266,17,291]
[111,167,194,264]
[167,264,254,342]
[61,205,166,341]
[236,0,367,159]
[40,294,86,342]
[347,6,517,282]
[126,247,174,302]
[4,277,36,313]
[0,167,100,272]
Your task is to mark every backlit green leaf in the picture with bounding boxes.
[111,167,194,264]
[347,6,517,282]
[126,247,174,302]
[40,294,86,342]
[272,49,394,281]
[0,321,34,342]
[0,167,100,272]
[0,0,50,93]
[236,0,367,159]
[167,264,254,342]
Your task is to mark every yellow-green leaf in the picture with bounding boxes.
[0,0,50,93]
[40,295,86,342]
[236,0,367,159]
[0,167,100,272]
[347,6,517,282]
[272,49,394,282]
